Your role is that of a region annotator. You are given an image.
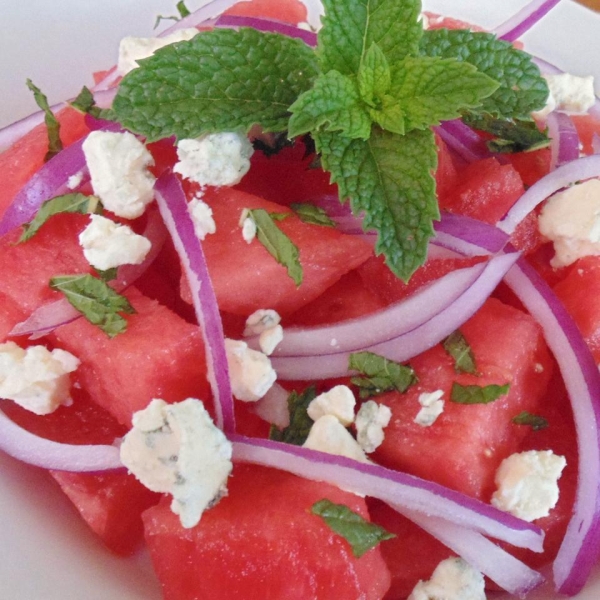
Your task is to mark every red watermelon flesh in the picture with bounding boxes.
[50,287,210,427]
[372,298,553,499]
[183,187,372,317]
[0,292,27,342]
[225,0,308,24]
[143,464,391,600]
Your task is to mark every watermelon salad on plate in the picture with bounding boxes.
[2,0,600,598]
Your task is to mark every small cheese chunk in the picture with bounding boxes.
[117,29,199,75]
[491,450,566,522]
[225,339,277,402]
[244,309,283,355]
[307,385,356,427]
[120,398,233,529]
[544,73,596,115]
[241,216,257,243]
[538,179,600,267]
[67,170,84,190]
[355,400,392,453]
[0,341,80,415]
[188,197,216,240]
[82,131,156,219]
[414,390,445,427]
[303,415,369,463]
[408,558,486,600]
[174,133,253,187]
[78,214,151,270]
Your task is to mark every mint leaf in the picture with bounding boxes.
[512,411,549,431]
[288,71,372,140]
[70,86,102,118]
[311,499,395,558]
[19,194,102,243]
[269,386,317,445]
[389,57,499,130]
[49,275,135,338]
[443,330,478,375]
[96,267,119,283]
[176,0,191,17]
[290,203,336,228]
[349,350,417,399]
[26,79,63,162]
[358,43,392,107]
[451,382,510,405]
[467,115,550,153]
[247,208,303,286]
[315,126,438,280]
[112,28,318,141]
[318,0,422,76]
[419,29,549,120]
[368,96,406,135]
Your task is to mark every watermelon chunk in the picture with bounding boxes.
[225,0,308,24]
[372,298,553,499]
[143,464,391,600]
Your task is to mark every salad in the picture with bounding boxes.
[1,1,594,597]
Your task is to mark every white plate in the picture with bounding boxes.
[1,1,599,598]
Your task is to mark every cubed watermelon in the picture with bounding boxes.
[225,0,308,24]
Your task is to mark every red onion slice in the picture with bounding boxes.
[251,382,290,428]
[215,14,317,45]
[435,120,491,164]
[230,433,544,551]
[154,172,235,434]
[546,111,580,171]
[494,0,563,42]
[400,508,544,596]
[271,251,519,380]
[498,155,600,235]
[435,211,509,254]
[0,407,123,472]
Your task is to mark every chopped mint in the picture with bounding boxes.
[70,86,102,118]
[19,194,102,243]
[512,411,549,431]
[246,208,303,286]
[252,132,294,157]
[467,115,550,154]
[50,274,135,338]
[290,203,336,228]
[113,28,319,142]
[26,79,63,162]
[450,382,510,405]
[96,267,119,283]
[269,386,317,446]
[349,351,417,399]
[311,499,395,558]
[443,330,478,375]
[154,0,191,28]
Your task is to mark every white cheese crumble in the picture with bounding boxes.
[543,73,596,115]
[120,398,232,529]
[117,29,200,75]
[408,557,486,600]
[538,179,600,267]
[78,214,151,271]
[224,339,277,402]
[0,341,80,415]
[173,132,253,187]
[491,450,567,522]
[82,131,156,219]
[243,309,283,355]
[355,400,392,453]
[303,415,369,463]
[188,197,216,240]
[240,210,257,244]
[307,385,356,427]
[414,389,445,427]
[67,170,84,190]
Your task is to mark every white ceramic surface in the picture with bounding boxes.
[1,1,600,598]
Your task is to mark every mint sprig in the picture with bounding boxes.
[26,79,63,162]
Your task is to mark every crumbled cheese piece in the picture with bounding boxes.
[307,385,356,427]
[225,339,277,402]
[543,73,596,115]
[174,133,253,187]
[117,29,199,75]
[303,415,369,463]
[82,131,156,219]
[419,13,430,29]
[355,400,392,453]
[491,450,566,522]
[414,390,445,427]
[120,398,232,528]
[67,171,84,190]
[0,341,80,415]
[538,179,600,267]
[78,214,151,270]
[241,215,257,243]
[188,197,216,240]
[244,309,283,355]
[408,558,486,600]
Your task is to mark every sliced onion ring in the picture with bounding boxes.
[494,0,563,42]
[546,111,580,171]
[154,172,235,434]
[215,14,317,45]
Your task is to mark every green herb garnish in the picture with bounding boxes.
[512,411,549,431]
[290,203,336,228]
[70,86,103,118]
[26,79,63,161]
[443,330,478,375]
[269,386,317,445]
[154,0,191,28]
[311,499,395,557]
[349,351,417,399]
[450,382,510,405]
